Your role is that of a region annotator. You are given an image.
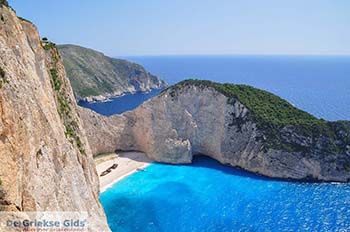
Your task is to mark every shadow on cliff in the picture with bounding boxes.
[115,150,152,163]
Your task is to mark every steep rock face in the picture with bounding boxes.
[58,44,167,101]
[80,81,350,182]
[0,5,109,231]
[79,109,133,156]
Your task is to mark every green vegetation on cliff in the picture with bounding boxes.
[45,42,86,155]
[0,67,4,78]
[0,66,8,88]
[0,0,8,7]
[50,68,61,91]
[168,80,348,153]
[43,41,56,51]
[58,44,166,99]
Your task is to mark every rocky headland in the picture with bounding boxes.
[80,80,350,182]
[58,44,167,101]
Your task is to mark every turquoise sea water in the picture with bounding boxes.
[100,156,350,232]
[96,56,350,231]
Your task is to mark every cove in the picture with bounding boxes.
[100,156,350,232]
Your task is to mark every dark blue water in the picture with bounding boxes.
[100,156,350,232]
[78,89,162,116]
[126,55,350,121]
[94,56,350,231]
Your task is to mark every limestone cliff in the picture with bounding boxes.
[80,80,350,182]
[58,44,167,101]
[0,5,109,231]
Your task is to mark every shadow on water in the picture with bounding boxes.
[192,155,274,181]
[114,149,341,185]
[155,155,331,185]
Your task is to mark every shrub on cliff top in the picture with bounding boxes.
[18,16,34,24]
[168,79,321,125]
[42,39,56,51]
[0,0,9,7]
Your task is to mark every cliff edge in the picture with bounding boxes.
[80,80,350,182]
[0,4,109,231]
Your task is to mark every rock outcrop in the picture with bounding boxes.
[58,44,167,101]
[80,80,350,182]
[0,5,109,231]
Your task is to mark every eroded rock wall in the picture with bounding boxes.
[80,85,350,182]
[0,5,109,231]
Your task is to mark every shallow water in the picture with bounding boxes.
[100,156,350,232]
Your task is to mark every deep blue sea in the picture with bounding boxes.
[127,55,350,121]
[95,56,350,231]
[79,89,162,116]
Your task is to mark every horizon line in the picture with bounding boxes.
[117,53,350,58]
[58,43,350,58]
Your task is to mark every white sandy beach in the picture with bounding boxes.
[95,151,152,192]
